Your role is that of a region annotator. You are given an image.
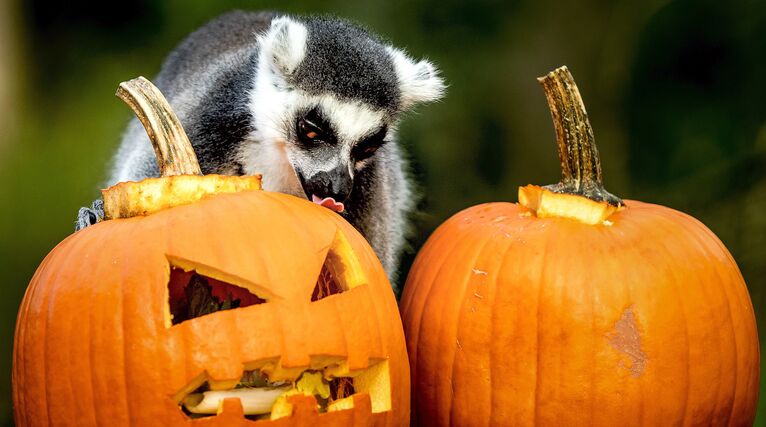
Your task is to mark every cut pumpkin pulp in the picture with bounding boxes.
[518,184,622,225]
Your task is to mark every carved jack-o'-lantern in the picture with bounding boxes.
[13,78,409,426]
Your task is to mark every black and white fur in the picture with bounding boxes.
[80,11,444,282]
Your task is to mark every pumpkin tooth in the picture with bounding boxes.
[182,386,290,415]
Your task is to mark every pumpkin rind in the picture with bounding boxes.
[400,66,759,426]
[15,76,409,426]
[14,190,409,427]
[401,200,759,426]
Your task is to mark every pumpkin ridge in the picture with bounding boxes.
[112,230,131,424]
[41,241,72,425]
[531,225,553,426]
[441,227,500,424]
[122,218,159,424]
[685,215,734,423]
[408,224,455,420]
[328,296,351,372]
[71,229,105,422]
[653,215,692,423]
[618,213,649,423]
[695,211,751,422]
[18,246,59,425]
[405,206,483,388]
[450,223,513,423]
[84,239,102,425]
[57,234,89,422]
[678,214,735,422]
[714,249,739,425]
[585,236,596,422]
[447,229,498,424]
[415,223,479,423]
[403,227,450,404]
[13,241,60,425]
[619,219,639,423]
[400,214,455,353]
[490,220,531,423]
[355,268,387,374]
[121,228,137,424]
[719,224,761,420]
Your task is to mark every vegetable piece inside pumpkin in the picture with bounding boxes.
[179,362,380,419]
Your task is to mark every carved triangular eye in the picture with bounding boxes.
[312,262,344,301]
[310,230,368,302]
[167,268,266,326]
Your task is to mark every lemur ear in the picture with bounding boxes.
[387,47,446,109]
[258,16,308,78]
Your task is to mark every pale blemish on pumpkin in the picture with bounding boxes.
[607,306,646,377]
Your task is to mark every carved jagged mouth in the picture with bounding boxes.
[175,360,391,421]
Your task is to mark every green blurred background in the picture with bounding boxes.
[0,0,764,424]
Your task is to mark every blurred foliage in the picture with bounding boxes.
[0,0,764,424]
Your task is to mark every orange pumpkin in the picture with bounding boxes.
[400,67,760,426]
[13,78,409,426]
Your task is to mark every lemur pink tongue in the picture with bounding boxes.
[311,195,345,213]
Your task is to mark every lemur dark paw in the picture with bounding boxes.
[75,199,105,231]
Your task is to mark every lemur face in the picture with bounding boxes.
[290,102,388,207]
[241,15,444,211]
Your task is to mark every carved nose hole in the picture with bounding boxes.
[310,230,370,302]
[312,262,344,301]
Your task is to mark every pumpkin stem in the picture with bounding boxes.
[101,77,261,220]
[115,77,202,177]
[537,66,622,207]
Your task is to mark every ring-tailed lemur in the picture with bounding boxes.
[76,11,445,284]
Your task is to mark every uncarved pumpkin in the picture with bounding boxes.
[13,78,409,426]
[400,66,760,426]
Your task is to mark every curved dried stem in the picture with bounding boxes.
[116,76,201,177]
[537,66,622,206]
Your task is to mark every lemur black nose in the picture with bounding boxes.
[300,165,353,204]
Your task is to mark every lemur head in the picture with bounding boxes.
[244,15,444,211]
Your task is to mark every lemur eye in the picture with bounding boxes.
[352,126,388,161]
[297,118,325,145]
[297,109,335,146]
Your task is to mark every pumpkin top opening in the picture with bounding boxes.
[518,66,623,225]
[101,77,261,220]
